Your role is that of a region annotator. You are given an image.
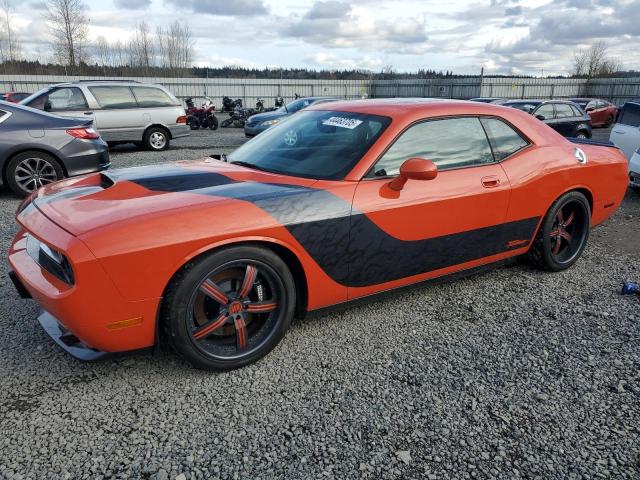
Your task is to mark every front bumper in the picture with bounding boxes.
[168,124,190,139]
[244,124,269,137]
[8,211,159,356]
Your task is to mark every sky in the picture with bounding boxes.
[12,0,640,76]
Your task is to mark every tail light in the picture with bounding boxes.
[66,127,100,140]
[177,115,187,124]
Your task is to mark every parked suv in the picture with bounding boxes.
[610,100,640,159]
[502,100,592,138]
[21,81,189,151]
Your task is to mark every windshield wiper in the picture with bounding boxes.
[230,160,269,172]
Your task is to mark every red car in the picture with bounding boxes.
[2,92,30,103]
[8,99,628,370]
[570,98,618,127]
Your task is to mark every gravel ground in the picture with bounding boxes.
[0,127,639,480]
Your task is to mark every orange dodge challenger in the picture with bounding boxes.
[8,99,628,370]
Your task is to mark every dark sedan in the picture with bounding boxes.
[244,96,340,137]
[502,99,592,138]
[0,101,110,196]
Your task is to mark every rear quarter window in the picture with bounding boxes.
[89,86,138,109]
[480,118,529,161]
[131,87,177,107]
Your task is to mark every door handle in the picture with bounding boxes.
[612,130,624,134]
[481,176,501,188]
[84,111,93,115]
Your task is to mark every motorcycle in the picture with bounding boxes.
[221,104,257,128]
[221,96,243,113]
[185,97,218,130]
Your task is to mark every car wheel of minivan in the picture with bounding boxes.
[575,130,589,139]
[144,127,170,151]
[6,151,64,197]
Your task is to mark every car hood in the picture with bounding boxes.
[28,159,318,236]
[247,111,289,123]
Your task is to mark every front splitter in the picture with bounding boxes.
[38,311,109,361]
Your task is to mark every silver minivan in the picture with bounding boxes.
[610,100,640,160]
[21,81,189,151]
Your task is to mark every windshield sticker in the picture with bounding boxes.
[322,116,363,130]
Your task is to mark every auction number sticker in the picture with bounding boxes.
[322,116,363,129]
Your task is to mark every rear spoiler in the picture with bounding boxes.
[569,137,619,149]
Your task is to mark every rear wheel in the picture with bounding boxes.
[162,246,296,370]
[221,117,233,128]
[604,116,614,128]
[209,115,219,130]
[6,151,64,197]
[528,191,591,271]
[143,126,170,151]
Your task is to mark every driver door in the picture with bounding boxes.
[348,116,513,299]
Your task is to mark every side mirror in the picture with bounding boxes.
[388,157,438,191]
[44,100,52,112]
[586,106,595,112]
[535,114,545,121]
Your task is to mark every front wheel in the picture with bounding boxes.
[161,246,296,370]
[209,115,219,130]
[143,127,170,151]
[575,130,589,139]
[527,191,591,271]
[220,118,233,128]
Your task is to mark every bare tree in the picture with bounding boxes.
[156,21,193,72]
[0,0,21,61]
[129,21,153,69]
[46,0,89,68]
[94,35,111,67]
[572,41,622,78]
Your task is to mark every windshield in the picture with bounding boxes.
[228,110,391,180]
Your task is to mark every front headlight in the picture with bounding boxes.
[261,119,280,126]
[26,234,75,285]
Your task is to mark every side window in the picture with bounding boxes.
[28,87,88,111]
[480,118,529,161]
[0,108,8,122]
[88,86,138,109]
[618,103,640,127]
[534,103,555,119]
[373,117,494,177]
[570,105,583,117]
[131,87,176,107]
[555,104,575,118]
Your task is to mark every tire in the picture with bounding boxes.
[161,245,296,370]
[527,191,591,272]
[605,116,614,128]
[575,130,589,139]
[6,151,64,197]
[221,118,233,128]
[209,116,219,130]
[188,118,200,130]
[143,126,170,151]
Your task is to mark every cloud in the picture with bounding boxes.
[113,0,151,9]
[163,0,267,16]
[281,0,427,52]
[307,52,383,70]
